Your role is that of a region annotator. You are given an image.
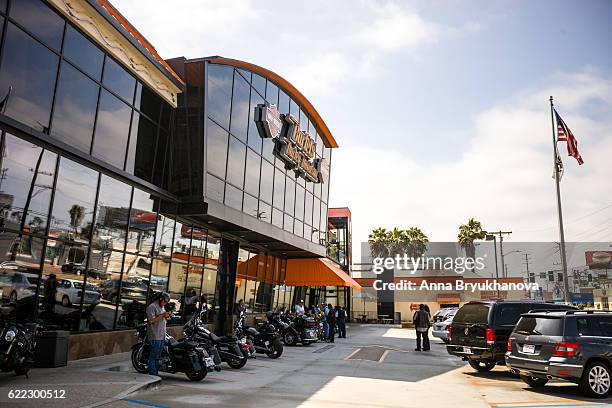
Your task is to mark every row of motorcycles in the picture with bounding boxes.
[0,302,42,377]
[130,305,322,381]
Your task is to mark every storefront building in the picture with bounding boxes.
[0,0,357,359]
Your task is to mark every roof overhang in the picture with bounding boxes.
[48,0,183,107]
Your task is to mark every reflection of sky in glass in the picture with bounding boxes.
[92,90,131,168]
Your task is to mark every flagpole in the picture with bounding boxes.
[549,96,571,304]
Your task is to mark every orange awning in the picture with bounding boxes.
[285,258,361,290]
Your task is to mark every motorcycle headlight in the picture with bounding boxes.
[5,330,16,342]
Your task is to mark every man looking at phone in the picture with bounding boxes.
[146,292,172,376]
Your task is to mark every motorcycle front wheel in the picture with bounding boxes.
[226,355,247,369]
[283,331,297,346]
[186,371,207,381]
[266,339,283,359]
[131,345,148,374]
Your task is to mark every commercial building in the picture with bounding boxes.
[0,0,358,359]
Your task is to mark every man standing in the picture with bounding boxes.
[43,273,58,313]
[326,304,336,343]
[146,292,172,376]
[337,306,347,338]
[322,303,329,340]
[294,300,305,316]
[413,304,431,351]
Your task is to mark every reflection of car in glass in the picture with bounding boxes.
[55,279,100,307]
[86,269,111,280]
[99,280,147,303]
[60,262,86,275]
[0,271,41,303]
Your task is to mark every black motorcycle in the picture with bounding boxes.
[235,311,283,359]
[272,312,318,346]
[183,309,249,369]
[0,320,41,377]
[131,323,215,381]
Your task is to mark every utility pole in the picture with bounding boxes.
[488,230,512,277]
[524,253,531,298]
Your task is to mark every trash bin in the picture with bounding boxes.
[35,330,69,368]
[394,312,401,324]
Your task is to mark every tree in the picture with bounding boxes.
[368,226,429,259]
[69,204,85,235]
[403,227,429,258]
[458,218,486,259]
[368,227,390,258]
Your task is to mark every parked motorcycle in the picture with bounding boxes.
[183,308,248,369]
[0,319,41,377]
[131,322,215,381]
[271,311,318,346]
[235,311,283,359]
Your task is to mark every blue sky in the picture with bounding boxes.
[115,0,612,251]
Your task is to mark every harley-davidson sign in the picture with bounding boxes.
[254,103,325,183]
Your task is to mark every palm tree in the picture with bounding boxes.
[368,227,389,258]
[69,204,85,236]
[458,218,486,259]
[403,227,429,258]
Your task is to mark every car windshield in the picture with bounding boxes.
[514,316,563,336]
[26,276,39,285]
[454,304,490,324]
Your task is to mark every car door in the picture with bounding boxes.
[592,316,612,363]
[575,316,605,360]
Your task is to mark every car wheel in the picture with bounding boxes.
[580,362,612,398]
[468,359,496,372]
[62,295,71,307]
[520,374,548,388]
[9,291,17,304]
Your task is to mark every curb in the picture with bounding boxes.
[81,376,162,408]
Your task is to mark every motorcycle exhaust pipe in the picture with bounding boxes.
[546,375,553,380]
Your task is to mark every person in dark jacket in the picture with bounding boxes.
[336,306,347,338]
[326,304,336,343]
[413,304,431,351]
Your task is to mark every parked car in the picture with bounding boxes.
[434,307,458,323]
[447,300,577,372]
[86,268,111,280]
[0,271,41,303]
[432,313,456,343]
[507,310,612,398]
[55,279,100,307]
[99,280,147,303]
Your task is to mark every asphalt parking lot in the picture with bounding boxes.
[95,324,612,408]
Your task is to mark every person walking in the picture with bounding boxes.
[146,292,172,376]
[413,304,431,351]
[337,306,347,338]
[326,304,336,343]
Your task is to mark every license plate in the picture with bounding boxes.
[462,347,472,354]
[523,344,536,354]
[205,357,214,367]
[264,341,270,345]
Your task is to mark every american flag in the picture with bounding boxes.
[554,110,584,165]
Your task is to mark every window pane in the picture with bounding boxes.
[305,191,313,225]
[226,136,246,188]
[92,90,131,168]
[152,129,168,187]
[224,183,242,211]
[86,249,122,331]
[207,64,233,129]
[10,0,64,50]
[51,158,98,243]
[92,175,131,252]
[206,120,228,179]
[313,199,321,240]
[230,72,250,142]
[206,173,224,202]
[247,89,264,153]
[203,235,220,323]
[0,23,59,132]
[283,214,293,233]
[127,188,156,255]
[63,25,103,80]
[151,213,174,295]
[266,81,278,106]
[259,160,273,204]
[0,135,56,232]
[0,231,43,298]
[51,63,99,153]
[272,208,283,228]
[103,57,135,104]
[320,203,328,233]
[258,201,271,223]
[295,185,305,222]
[138,86,161,123]
[251,74,266,98]
[284,177,295,216]
[115,253,151,329]
[290,99,299,119]
[129,114,157,182]
[294,220,303,237]
[243,193,258,219]
[273,168,285,210]
[244,148,260,197]
[278,91,290,114]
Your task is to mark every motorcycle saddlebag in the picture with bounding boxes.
[175,350,203,373]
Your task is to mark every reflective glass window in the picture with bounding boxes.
[50,158,98,243]
[63,25,103,80]
[202,235,220,323]
[206,120,228,179]
[92,90,131,168]
[230,72,250,142]
[247,89,264,153]
[295,185,305,222]
[115,253,151,329]
[283,214,293,233]
[0,231,43,302]
[273,168,285,210]
[259,159,273,204]
[258,201,271,223]
[10,0,64,50]
[152,129,168,187]
[207,64,233,129]
[138,86,161,124]
[0,0,6,14]
[103,57,136,104]
[51,63,99,153]
[304,224,312,240]
[0,135,56,232]
[168,221,190,319]
[0,23,59,132]
[316,134,324,157]
[322,180,330,203]
[244,148,260,197]
[289,99,299,119]
[284,177,295,216]
[252,74,266,98]
[151,213,174,295]
[206,173,224,203]
[243,193,258,219]
[278,91,290,114]
[131,115,157,182]
[272,208,283,228]
[294,220,303,238]
[313,200,321,241]
[226,136,246,188]
[320,203,328,233]
[305,192,313,226]
[224,183,242,211]
[91,175,131,252]
[127,188,156,255]
[266,81,278,106]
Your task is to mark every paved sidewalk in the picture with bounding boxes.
[0,352,159,408]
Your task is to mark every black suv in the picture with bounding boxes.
[447,300,576,372]
[506,310,612,398]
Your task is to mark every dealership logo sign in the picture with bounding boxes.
[254,104,325,183]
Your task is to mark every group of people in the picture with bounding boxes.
[294,300,347,343]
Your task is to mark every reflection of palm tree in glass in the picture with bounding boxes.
[69,204,85,237]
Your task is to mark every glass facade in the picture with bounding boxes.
[205,64,332,244]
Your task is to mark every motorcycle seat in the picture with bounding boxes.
[210,333,238,343]
[168,339,197,350]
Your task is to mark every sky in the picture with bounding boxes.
[114,0,612,260]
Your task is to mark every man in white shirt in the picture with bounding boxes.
[294,300,305,316]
